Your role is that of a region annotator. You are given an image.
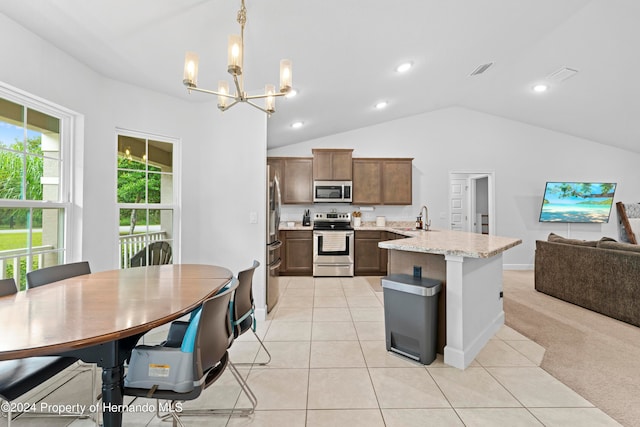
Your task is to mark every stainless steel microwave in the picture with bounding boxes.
[313,180,352,203]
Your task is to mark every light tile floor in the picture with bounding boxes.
[4,276,622,426]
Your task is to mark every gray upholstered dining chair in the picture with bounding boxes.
[124,277,257,424]
[25,261,98,418]
[0,278,81,426]
[231,260,271,366]
[26,261,91,288]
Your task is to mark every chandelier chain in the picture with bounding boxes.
[237,0,247,29]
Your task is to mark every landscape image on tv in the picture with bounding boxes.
[539,182,617,223]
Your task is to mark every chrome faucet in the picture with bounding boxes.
[420,205,431,231]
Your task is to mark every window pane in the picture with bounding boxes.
[148,172,162,204]
[33,208,64,271]
[0,208,29,251]
[149,209,173,239]
[0,105,57,202]
[0,98,24,147]
[40,154,61,202]
[0,207,62,289]
[117,170,146,203]
[148,139,173,171]
[119,208,147,235]
[117,135,146,169]
[26,108,59,156]
[0,149,24,200]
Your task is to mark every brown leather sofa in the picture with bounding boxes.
[535,233,640,327]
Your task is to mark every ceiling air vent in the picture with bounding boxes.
[546,67,579,82]
[469,62,494,76]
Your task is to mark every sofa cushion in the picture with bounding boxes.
[597,240,640,253]
[547,233,598,247]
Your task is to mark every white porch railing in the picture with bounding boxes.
[0,245,55,287]
[118,230,167,269]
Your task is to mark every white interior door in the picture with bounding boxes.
[450,171,495,235]
[450,178,468,231]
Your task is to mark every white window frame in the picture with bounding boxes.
[115,128,181,268]
[0,81,81,279]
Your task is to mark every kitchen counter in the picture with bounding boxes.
[281,221,521,259]
[279,222,313,231]
[378,228,521,258]
[379,228,521,370]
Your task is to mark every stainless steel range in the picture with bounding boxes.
[313,212,354,277]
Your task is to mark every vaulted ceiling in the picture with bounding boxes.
[1,0,639,153]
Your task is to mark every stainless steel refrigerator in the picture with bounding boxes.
[266,165,282,312]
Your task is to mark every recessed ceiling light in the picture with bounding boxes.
[395,62,413,73]
[533,84,549,93]
[285,89,298,98]
[290,121,304,129]
[374,101,388,109]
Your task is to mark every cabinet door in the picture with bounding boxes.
[352,159,382,204]
[283,231,313,275]
[312,149,353,180]
[355,231,383,275]
[283,158,313,204]
[382,160,412,205]
[312,151,332,180]
[331,151,353,180]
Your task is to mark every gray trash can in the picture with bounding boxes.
[382,274,442,365]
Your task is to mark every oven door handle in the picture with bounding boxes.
[268,240,283,251]
[269,258,282,271]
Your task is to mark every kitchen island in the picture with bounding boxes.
[379,228,521,369]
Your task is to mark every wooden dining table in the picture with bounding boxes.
[0,263,233,427]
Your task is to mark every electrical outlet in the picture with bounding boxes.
[249,212,258,224]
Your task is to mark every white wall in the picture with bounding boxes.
[268,107,640,268]
[0,13,268,310]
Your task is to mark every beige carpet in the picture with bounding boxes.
[503,270,640,427]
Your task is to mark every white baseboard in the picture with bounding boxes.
[254,305,267,322]
[504,264,534,270]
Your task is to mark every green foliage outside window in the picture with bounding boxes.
[117,157,162,234]
[0,136,43,228]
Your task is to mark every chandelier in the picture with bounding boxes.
[182,0,292,115]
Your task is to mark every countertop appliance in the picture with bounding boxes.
[266,165,282,312]
[312,212,354,277]
[313,180,352,203]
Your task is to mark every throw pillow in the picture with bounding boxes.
[597,241,640,253]
[547,232,598,247]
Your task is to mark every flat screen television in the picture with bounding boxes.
[539,182,617,223]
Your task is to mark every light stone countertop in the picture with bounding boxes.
[278,220,416,232]
[279,220,521,258]
[379,228,522,258]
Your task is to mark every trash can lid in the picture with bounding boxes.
[381,274,442,296]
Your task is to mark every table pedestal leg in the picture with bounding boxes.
[101,363,124,427]
[63,334,143,427]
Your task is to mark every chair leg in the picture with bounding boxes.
[0,366,95,425]
[226,360,258,415]
[234,329,272,367]
[173,360,258,417]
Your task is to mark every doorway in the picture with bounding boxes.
[449,171,495,234]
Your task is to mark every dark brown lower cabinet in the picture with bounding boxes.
[355,230,387,276]
[355,231,408,276]
[280,230,313,276]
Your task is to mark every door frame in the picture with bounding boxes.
[449,170,496,235]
